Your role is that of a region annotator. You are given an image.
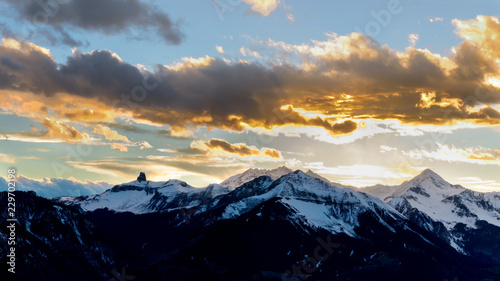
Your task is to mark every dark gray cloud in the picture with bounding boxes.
[0,21,87,47]
[1,0,183,45]
[0,22,16,38]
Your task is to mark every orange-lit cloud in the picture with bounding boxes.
[38,117,89,141]
[92,124,131,143]
[110,143,129,152]
[191,138,282,159]
[453,15,500,63]
[1,117,91,143]
[1,116,89,143]
[416,92,463,109]
[263,148,281,159]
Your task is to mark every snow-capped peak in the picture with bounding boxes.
[55,173,231,214]
[407,169,454,189]
[219,166,293,189]
[383,169,499,232]
[361,169,465,202]
[218,169,403,237]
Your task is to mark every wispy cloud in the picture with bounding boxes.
[457,176,500,192]
[303,162,416,187]
[403,143,500,166]
[0,153,16,164]
[408,33,419,47]
[429,17,444,22]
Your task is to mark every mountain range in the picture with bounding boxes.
[2,167,500,281]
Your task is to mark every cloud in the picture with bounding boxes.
[453,15,500,64]
[303,162,416,187]
[66,156,245,186]
[1,0,183,45]
[191,138,282,159]
[429,17,444,22]
[263,148,281,158]
[40,117,87,140]
[1,16,500,144]
[0,175,112,197]
[138,140,153,149]
[92,124,131,143]
[403,143,500,166]
[239,46,261,58]
[0,153,16,164]
[416,91,463,109]
[29,148,51,152]
[1,41,354,136]
[215,45,224,54]
[380,145,397,153]
[457,176,500,192]
[110,143,128,152]
[409,33,419,47]
[262,25,500,124]
[242,0,279,16]
[7,117,91,143]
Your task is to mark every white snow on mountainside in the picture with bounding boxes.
[361,169,500,229]
[220,166,293,189]
[216,170,404,237]
[57,179,230,214]
[56,168,406,238]
[55,167,500,240]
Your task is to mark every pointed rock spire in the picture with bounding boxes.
[137,172,147,182]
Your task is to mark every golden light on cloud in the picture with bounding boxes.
[2,38,52,57]
[191,138,282,159]
[92,124,131,143]
[453,16,500,56]
[166,55,215,71]
[110,143,129,152]
[416,92,463,109]
[242,0,279,16]
[485,76,500,88]
[38,117,90,142]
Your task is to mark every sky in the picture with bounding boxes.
[0,0,500,197]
